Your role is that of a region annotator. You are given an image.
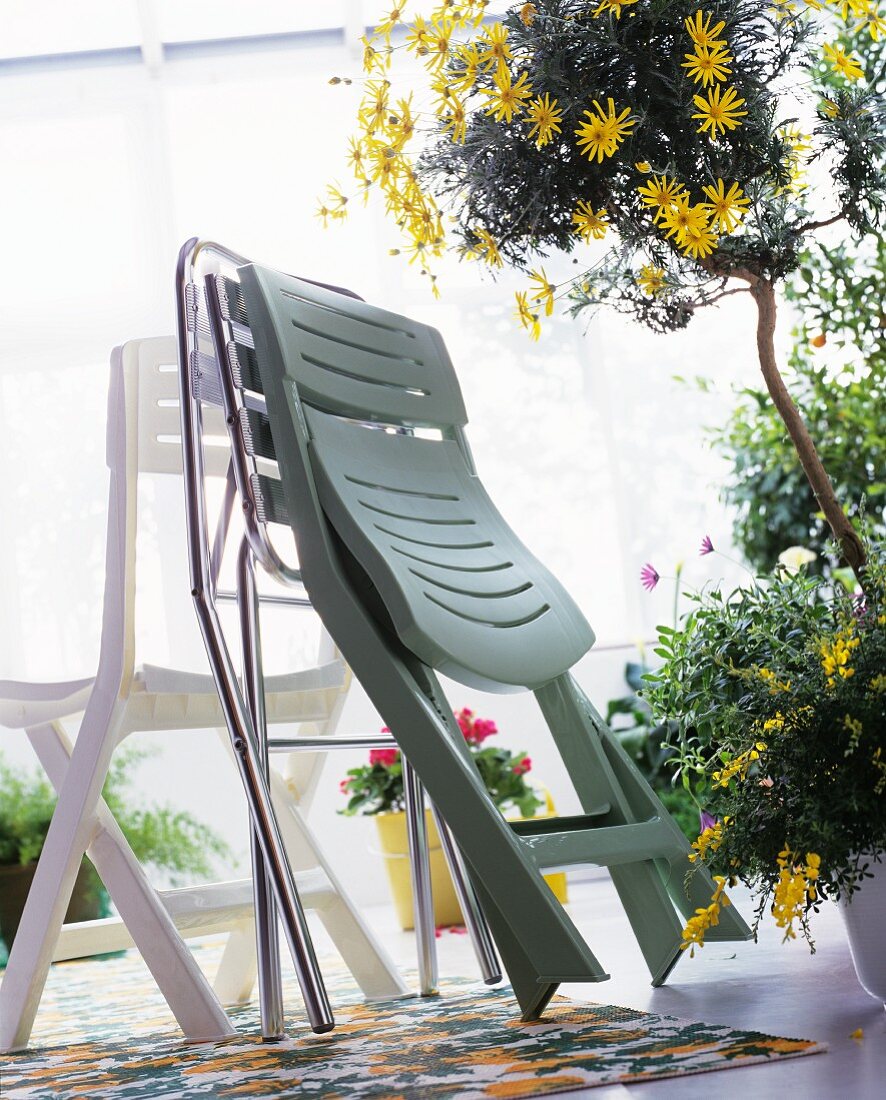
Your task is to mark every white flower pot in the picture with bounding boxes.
[838,857,886,1008]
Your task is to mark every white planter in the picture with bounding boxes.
[837,857,886,1008]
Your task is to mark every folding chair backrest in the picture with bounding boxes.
[228,263,594,692]
[122,336,231,480]
[104,338,233,688]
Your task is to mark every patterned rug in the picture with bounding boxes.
[3,940,825,1098]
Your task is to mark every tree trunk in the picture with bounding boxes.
[751,278,867,583]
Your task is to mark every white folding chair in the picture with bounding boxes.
[0,335,411,1053]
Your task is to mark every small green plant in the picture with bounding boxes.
[0,744,231,882]
[340,708,544,818]
[642,538,886,949]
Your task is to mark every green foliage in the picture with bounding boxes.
[0,745,230,885]
[0,764,56,866]
[708,230,886,571]
[340,708,544,818]
[341,753,406,817]
[414,0,885,330]
[643,541,886,940]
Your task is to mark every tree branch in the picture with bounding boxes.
[795,210,847,235]
[750,279,867,583]
[699,257,762,286]
[699,285,753,307]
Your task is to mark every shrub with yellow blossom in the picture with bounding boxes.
[322,0,884,585]
[644,538,886,948]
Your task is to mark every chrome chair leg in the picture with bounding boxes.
[401,757,438,995]
[238,539,285,1040]
[431,804,502,985]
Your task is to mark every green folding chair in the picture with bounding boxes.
[203,258,752,1021]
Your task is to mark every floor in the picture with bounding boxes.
[317,875,885,1099]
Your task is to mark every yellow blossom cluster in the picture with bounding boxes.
[682,12,748,141]
[681,875,732,955]
[872,747,886,794]
[712,742,767,788]
[820,624,860,687]
[319,1,497,295]
[776,125,812,195]
[772,849,820,940]
[843,712,863,754]
[320,0,880,340]
[633,173,750,269]
[756,666,793,694]
[688,817,730,863]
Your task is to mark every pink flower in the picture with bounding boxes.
[369,748,399,768]
[699,535,714,556]
[471,718,498,743]
[339,779,350,794]
[455,708,474,737]
[640,563,660,591]
[456,707,499,744]
[512,756,532,776]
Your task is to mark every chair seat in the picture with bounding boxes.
[305,410,595,692]
[0,677,95,729]
[136,659,346,697]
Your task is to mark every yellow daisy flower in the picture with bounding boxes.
[681,222,719,260]
[636,264,667,297]
[822,42,864,80]
[682,43,733,87]
[692,84,748,139]
[682,10,726,49]
[637,174,686,220]
[404,16,430,56]
[443,98,468,143]
[700,179,750,232]
[526,93,563,147]
[450,43,482,94]
[468,226,504,268]
[593,0,639,17]
[575,98,635,163]
[477,23,513,75]
[659,193,709,245]
[515,290,542,339]
[685,10,727,49]
[481,69,533,124]
[572,201,609,242]
[529,267,557,316]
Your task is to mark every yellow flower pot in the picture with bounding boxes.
[374,790,568,931]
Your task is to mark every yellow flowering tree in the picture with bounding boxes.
[322,0,885,584]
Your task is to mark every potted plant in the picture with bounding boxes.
[340,708,567,927]
[641,539,886,1003]
[321,0,885,588]
[0,745,231,959]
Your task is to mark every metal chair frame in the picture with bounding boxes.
[174,238,500,1040]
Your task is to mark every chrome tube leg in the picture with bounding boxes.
[238,540,284,1041]
[176,242,332,1035]
[430,804,502,985]
[401,757,438,995]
